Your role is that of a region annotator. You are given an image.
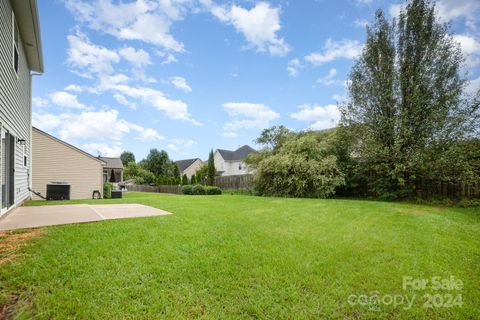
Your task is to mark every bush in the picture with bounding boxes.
[182,185,193,195]
[192,184,206,195]
[205,186,222,195]
[103,182,113,199]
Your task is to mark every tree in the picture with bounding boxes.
[109,169,116,183]
[254,133,344,198]
[120,151,135,167]
[195,164,208,184]
[181,174,189,185]
[341,0,479,198]
[255,125,293,152]
[190,174,197,185]
[207,149,216,186]
[173,163,181,184]
[144,149,171,177]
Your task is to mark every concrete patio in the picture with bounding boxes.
[0,204,172,231]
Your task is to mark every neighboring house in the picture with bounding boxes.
[175,158,204,179]
[31,127,104,200]
[214,145,256,176]
[99,157,124,183]
[0,0,43,215]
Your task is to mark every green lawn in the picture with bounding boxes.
[1,192,479,319]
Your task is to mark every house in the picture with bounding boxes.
[214,145,256,176]
[175,158,204,179]
[31,127,105,200]
[99,157,124,183]
[0,0,43,215]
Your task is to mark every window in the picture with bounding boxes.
[238,164,242,170]
[22,145,27,167]
[12,11,19,74]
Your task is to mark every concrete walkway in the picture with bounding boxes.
[0,204,172,231]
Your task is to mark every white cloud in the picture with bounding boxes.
[137,128,165,141]
[354,19,368,28]
[82,142,123,157]
[466,77,480,95]
[388,4,403,18]
[166,138,195,152]
[356,0,373,6]
[453,34,480,68]
[107,84,200,125]
[222,102,280,135]
[287,59,302,77]
[65,0,187,52]
[33,109,163,145]
[210,2,290,56]
[49,91,87,109]
[64,84,84,92]
[119,47,151,68]
[67,31,120,77]
[156,51,178,64]
[169,76,192,92]
[32,97,48,108]
[317,68,340,85]
[290,104,341,130]
[305,39,363,66]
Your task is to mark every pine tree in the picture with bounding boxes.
[182,174,188,185]
[207,149,216,186]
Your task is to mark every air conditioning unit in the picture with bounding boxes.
[46,182,70,200]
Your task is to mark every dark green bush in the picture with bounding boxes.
[103,182,113,199]
[182,185,193,195]
[192,184,206,195]
[205,186,222,195]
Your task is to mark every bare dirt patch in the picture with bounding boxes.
[0,230,43,266]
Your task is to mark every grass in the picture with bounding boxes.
[0,192,479,319]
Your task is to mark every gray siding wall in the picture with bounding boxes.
[0,0,33,208]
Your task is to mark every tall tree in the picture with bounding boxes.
[207,149,216,186]
[120,151,135,166]
[341,0,479,197]
[173,163,181,184]
[144,149,170,177]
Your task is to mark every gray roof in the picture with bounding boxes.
[217,145,256,161]
[98,157,124,169]
[175,158,201,172]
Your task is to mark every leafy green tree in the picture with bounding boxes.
[254,133,344,198]
[195,164,208,184]
[181,174,189,185]
[341,0,479,198]
[173,163,181,184]
[255,125,293,152]
[144,149,171,177]
[190,174,197,185]
[207,150,216,186]
[120,151,135,167]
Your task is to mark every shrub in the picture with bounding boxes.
[103,182,113,199]
[205,186,222,195]
[192,184,206,195]
[182,185,193,195]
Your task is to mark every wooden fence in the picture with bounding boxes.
[415,181,480,199]
[127,184,182,194]
[214,174,254,190]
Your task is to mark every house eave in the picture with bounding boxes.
[11,0,44,73]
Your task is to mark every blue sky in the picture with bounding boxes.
[32,0,480,161]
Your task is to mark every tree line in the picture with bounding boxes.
[120,149,216,186]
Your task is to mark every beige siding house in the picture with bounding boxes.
[32,127,105,200]
[0,0,43,215]
[175,158,204,179]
